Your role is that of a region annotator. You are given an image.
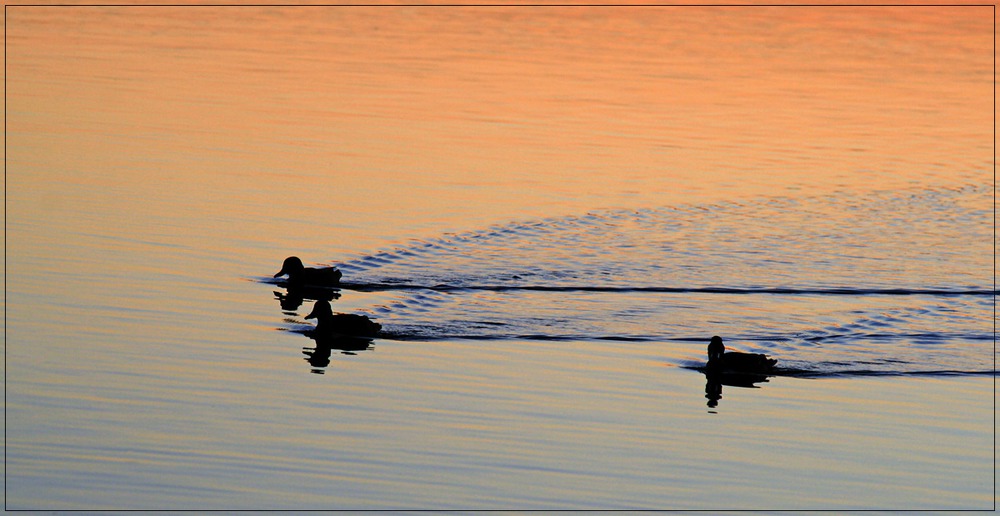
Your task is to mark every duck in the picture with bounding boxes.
[274,256,342,286]
[706,335,776,373]
[304,299,381,337]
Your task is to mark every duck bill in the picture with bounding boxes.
[304,309,317,320]
[274,267,287,278]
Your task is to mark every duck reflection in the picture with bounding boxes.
[302,334,375,373]
[704,371,770,409]
[274,285,341,312]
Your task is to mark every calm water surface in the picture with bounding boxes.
[5,5,995,510]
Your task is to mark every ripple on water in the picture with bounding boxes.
[272,186,992,377]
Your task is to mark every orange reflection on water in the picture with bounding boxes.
[7,6,991,225]
[5,5,993,342]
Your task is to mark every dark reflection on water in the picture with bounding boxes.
[273,285,341,313]
[704,371,771,411]
[302,334,375,373]
[699,366,995,412]
[279,319,378,373]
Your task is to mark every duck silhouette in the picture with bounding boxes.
[305,299,381,337]
[706,335,776,373]
[274,256,342,286]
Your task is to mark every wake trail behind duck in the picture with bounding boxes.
[272,185,992,378]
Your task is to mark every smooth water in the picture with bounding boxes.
[5,5,995,511]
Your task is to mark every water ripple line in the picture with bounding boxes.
[339,282,996,297]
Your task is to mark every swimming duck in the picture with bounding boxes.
[274,256,342,286]
[305,299,381,337]
[706,336,776,373]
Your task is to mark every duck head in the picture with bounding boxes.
[707,335,725,364]
[305,299,333,321]
[275,256,305,278]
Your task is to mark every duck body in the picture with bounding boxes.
[305,299,381,337]
[706,336,776,373]
[274,256,342,286]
